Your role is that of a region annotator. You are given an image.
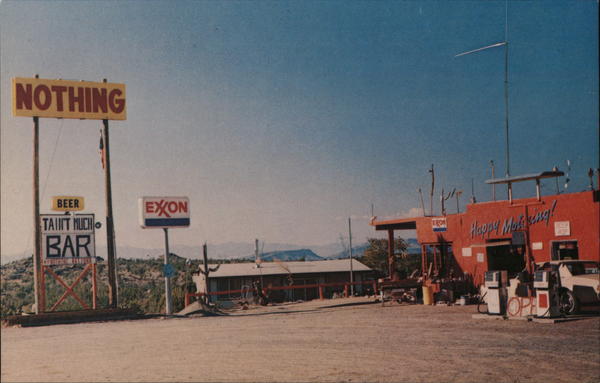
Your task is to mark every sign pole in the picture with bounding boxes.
[139,196,189,314]
[163,228,172,315]
[348,217,354,296]
[32,109,43,314]
[102,80,118,308]
[13,75,126,312]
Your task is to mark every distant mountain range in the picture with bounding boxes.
[328,243,369,259]
[1,239,420,264]
[254,249,323,262]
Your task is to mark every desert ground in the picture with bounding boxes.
[2,297,599,383]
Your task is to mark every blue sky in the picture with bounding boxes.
[1,0,598,256]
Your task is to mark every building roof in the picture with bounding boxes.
[370,216,419,231]
[485,170,564,184]
[206,259,372,278]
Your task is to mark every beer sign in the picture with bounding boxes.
[52,196,84,212]
[41,214,96,265]
[139,197,190,228]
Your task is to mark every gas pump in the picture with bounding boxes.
[534,270,560,318]
[484,270,507,315]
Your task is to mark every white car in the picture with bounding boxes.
[536,260,600,314]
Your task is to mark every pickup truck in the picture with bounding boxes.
[536,260,600,314]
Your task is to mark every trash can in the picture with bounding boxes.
[422,286,433,305]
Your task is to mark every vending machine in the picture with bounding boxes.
[534,270,560,318]
[484,270,508,315]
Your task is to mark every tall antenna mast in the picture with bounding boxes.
[490,160,496,201]
[456,1,511,199]
[504,0,510,179]
[428,164,435,216]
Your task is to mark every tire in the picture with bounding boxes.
[559,290,579,315]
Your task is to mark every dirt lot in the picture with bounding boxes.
[2,297,599,383]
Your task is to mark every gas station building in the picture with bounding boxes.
[371,174,600,288]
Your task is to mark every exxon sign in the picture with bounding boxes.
[139,197,190,229]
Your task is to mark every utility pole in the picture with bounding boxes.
[348,217,354,296]
[102,78,118,308]
[32,75,42,313]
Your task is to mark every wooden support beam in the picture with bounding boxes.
[388,230,395,280]
[92,263,98,310]
[46,265,92,311]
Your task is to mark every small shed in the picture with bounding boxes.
[194,259,373,302]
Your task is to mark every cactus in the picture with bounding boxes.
[199,243,219,304]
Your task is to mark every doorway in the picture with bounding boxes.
[486,239,525,277]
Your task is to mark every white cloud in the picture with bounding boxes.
[379,207,423,220]
[335,215,372,221]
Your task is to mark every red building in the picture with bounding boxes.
[371,173,599,288]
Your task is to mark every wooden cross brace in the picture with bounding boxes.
[44,264,92,311]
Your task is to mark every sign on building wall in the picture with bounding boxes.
[41,214,96,265]
[476,253,484,263]
[52,196,85,212]
[139,197,190,228]
[554,221,571,237]
[432,217,447,232]
[12,77,126,120]
[532,242,543,250]
[469,200,558,239]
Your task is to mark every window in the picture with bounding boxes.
[551,241,578,261]
[216,278,228,292]
[564,261,599,275]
